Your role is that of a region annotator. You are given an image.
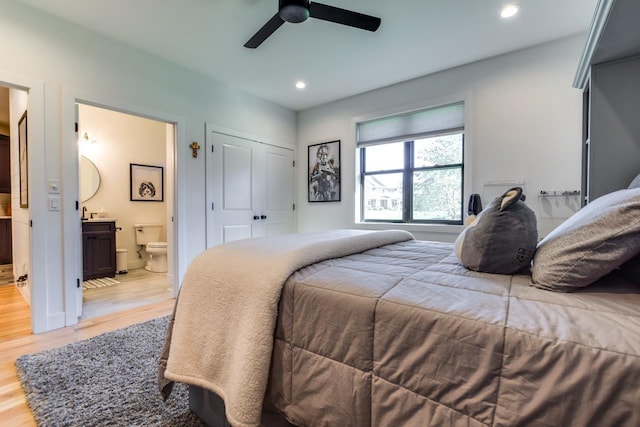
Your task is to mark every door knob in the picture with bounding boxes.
[261,215,267,220]
[253,215,260,220]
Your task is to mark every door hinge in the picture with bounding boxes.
[30,220,33,227]
[293,203,296,211]
[211,145,214,153]
[75,122,78,132]
[292,160,295,167]
[77,278,80,288]
[75,200,79,210]
[211,202,214,210]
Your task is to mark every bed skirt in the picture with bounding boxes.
[189,386,296,427]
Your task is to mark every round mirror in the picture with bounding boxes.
[80,156,101,202]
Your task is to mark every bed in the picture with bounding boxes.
[159,188,640,427]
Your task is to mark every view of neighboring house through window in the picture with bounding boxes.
[357,101,465,224]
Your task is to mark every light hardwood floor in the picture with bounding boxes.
[0,273,176,426]
[81,268,174,319]
[0,285,31,343]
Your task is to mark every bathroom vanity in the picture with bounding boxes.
[82,219,116,280]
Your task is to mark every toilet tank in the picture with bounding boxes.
[134,223,162,245]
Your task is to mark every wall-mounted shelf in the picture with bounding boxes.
[538,190,580,197]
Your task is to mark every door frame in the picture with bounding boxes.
[62,90,185,326]
[0,72,45,332]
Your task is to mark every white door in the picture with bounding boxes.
[206,131,294,247]
[261,144,295,237]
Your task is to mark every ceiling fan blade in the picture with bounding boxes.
[309,2,381,32]
[244,13,285,48]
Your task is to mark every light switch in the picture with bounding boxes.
[48,195,60,211]
[48,179,60,194]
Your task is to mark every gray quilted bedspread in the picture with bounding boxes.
[265,240,640,426]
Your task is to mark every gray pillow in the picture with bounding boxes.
[455,187,538,275]
[532,187,640,291]
[629,173,640,189]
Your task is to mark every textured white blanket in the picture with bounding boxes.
[164,229,413,427]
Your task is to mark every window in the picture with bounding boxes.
[357,102,465,224]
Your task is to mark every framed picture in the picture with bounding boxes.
[130,163,164,202]
[308,140,340,202]
[18,111,28,208]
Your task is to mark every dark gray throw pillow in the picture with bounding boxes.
[532,187,640,292]
[455,187,538,275]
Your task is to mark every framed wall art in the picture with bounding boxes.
[308,140,340,202]
[18,111,28,208]
[130,163,164,202]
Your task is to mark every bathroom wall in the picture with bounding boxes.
[78,104,167,271]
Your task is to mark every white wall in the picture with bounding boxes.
[296,35,586,241]
[9,88,29,302]
[79,104,167,270]
[0,1,296,332]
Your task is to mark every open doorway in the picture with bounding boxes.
[0,84,31,339]
[76,103,176,320]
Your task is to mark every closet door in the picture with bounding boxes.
[206,131,294,247]
[260,144,295,238]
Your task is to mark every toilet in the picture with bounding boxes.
[134,224,167,273]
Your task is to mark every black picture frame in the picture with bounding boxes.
[308,140,340,202]
[130,163,164,202]
[18,111,28,208]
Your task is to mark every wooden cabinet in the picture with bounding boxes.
[0,218,11,264]
[574,0,640,205]
[586,59,640,203]
[82,221,116,280]
[0,135,10,194]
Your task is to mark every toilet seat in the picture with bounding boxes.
[147,241,167,249]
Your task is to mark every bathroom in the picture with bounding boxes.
[79,103,173,317]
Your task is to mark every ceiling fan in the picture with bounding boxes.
[245,0,381,49]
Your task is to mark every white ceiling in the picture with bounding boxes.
[15,0,598,111]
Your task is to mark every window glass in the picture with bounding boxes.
[363,173,403,221]
[359,133,463,224]
[364,142,404,172]
[413,168,462,221]
[414,134,463,167]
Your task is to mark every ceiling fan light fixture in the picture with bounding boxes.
[245,0,381,49]
[279,0,310,23]
[295,81,306,89]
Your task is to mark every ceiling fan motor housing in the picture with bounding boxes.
[279,0,311,23]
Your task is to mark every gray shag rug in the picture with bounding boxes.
[16,316,205,426]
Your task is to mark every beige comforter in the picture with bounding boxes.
[161,229,414,427]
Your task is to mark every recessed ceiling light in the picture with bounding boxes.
[500,4,521,18]
[295,81,306,90]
